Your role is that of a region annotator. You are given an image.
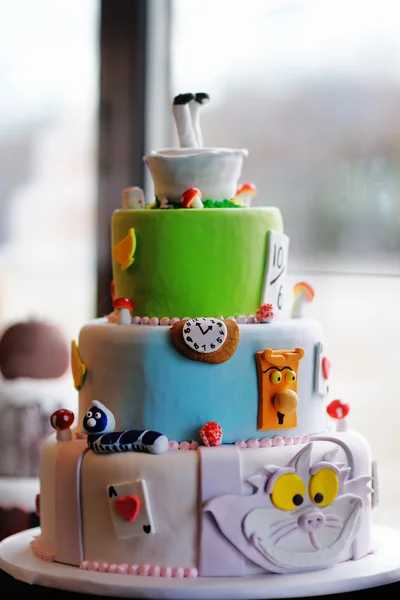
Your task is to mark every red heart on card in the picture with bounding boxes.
[322,357,331,379]
[115,495,141,522]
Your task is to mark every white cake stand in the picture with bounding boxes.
[1,526,400,599]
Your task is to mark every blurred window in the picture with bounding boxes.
[170,0,400,274]
[168,0,400,526]
[0,0,99,340]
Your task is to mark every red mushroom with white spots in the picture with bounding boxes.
[181,188,203,209]
[51,409,75,441]
[113,297,134,325]
[234,182,257,207]
[327,399,350,432]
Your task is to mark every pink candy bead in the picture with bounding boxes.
[173,567,185,578]
[117,564,129,574]
[272,436,284,446]
[149,317,159,326]
[88,561,99,571]
[131,316,141,324]
[179,441,191,450]
[138,564,150,576]
[236,315,248,324]
[98,562,109,572]
[302,435,310,443]
[80,561,89,570]
[184,567,198,578]
[128,564,138,575]
[170,317,180,325]
[168,440,179,450]
[159,317,170,326]
[108,564,118,573]
[247,314,257,323]
[235,440,247,448]
[260,437,273,448]
[247,438,260,449]
[294,435,303,445]
[149,565,161,577]
[160,566,173,578]
[284,436,294,446]
[190,440,199,450]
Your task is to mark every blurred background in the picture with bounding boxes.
[0,0,399,533]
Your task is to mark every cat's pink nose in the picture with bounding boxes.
[298,511,325,532]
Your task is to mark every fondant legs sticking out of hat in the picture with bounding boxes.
[173,93,210,148]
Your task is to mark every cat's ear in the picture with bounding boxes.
[288,443,312,477]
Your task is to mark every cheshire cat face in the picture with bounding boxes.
[204,443,372,573]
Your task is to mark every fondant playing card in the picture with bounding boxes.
[107,479,155,539]
[261,230,289,319]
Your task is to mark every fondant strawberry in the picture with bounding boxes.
[199,421,223,446]
[256,303,274,323]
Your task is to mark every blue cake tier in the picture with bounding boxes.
[75,318,329,443]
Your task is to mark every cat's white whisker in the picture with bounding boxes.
[269,520,297,539]
[273,526,299,544]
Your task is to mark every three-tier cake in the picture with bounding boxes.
[33,93,378,581]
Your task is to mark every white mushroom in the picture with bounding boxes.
[172,93,197,148]
[122,187,145,209]
[189,92,210,148]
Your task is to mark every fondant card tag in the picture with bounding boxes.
[261,230,289,319]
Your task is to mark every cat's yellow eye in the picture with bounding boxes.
[309,468,339,507]
[271,473,305,511]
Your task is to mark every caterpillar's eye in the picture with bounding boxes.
[285,370,296,383]
[270,370,282,385]
[95,412,101,419]
[86,411,92,418]
[309,468,339,507]
[271,473,305,511]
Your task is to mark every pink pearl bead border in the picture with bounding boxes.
[235,434,310,448]
[80,560,198,578]
[108,313,272,326]
[168,440,199,450]
[31,538,55,562]
[168,435,309,450]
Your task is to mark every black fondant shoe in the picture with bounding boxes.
[173,93,195,105]
[195,92,210,105]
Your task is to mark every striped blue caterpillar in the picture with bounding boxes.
[83,400,168,455]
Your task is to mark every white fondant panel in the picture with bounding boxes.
[38,435,59,552]
[81,449,199,567]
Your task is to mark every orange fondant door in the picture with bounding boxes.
[255,348,304,430]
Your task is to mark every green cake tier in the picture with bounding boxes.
[111,207,283,318]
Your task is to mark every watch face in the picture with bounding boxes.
[182,318,227,354]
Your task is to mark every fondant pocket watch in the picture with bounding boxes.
[171,317,240,364]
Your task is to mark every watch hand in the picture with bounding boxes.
[196,322,212,335]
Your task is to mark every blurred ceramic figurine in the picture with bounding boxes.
[0,318,75,540]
